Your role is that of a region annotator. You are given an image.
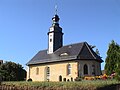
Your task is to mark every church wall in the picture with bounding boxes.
[78,60,101,77]
[95,61,101,75]
[28,61,78,81]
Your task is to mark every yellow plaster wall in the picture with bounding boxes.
[28,61,78,81]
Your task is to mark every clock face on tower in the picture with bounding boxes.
[50,27,54,32]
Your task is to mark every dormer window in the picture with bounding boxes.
[68,45,72,48]
[60,52,68,56]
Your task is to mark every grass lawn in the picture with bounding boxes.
[2,80,120,89]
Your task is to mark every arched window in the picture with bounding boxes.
[59,75,62,81]
[84,64,88,75]
[67,64,71,75]
[71,77,73,81]
[36,67,39,75]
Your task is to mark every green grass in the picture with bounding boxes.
[2,80,120,89]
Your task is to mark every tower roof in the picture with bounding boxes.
[52,14,59,21]
[52,14,60,25]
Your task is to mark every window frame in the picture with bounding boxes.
[36,67,39,75]
[67,64,71,75]
[84,64,88,75]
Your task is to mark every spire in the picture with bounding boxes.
[52,15,59,25]
[48,4,63,54]
[55,4,58,15]
[55,0,58,15]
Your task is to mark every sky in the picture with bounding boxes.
[0,0,120,70]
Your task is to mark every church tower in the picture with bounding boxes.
[48,14,63,54]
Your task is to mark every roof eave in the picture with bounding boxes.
[26,55,78,66]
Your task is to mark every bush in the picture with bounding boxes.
[74,77,82,81]
[0,61,26,81]
[115,75,120,81]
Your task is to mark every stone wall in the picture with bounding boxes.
[78,60,101,77]
[27,61,78,81]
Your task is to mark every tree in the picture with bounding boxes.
[105,40,120,75]
[0,61,26,81]
[114,48,120,80]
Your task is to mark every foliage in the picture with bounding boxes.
[0,61,26,81]
[105,40,120,76]
[2,80,120,89]
[74,77,82,81]
[114,47,120,81]
[84,76,96,80]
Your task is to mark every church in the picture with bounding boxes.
[26,13,103,81]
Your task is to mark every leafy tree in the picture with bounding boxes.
[0,61,26,81]
[115,48,120,80]
[105,40,120,75]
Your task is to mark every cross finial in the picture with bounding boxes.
[55,4,58,15]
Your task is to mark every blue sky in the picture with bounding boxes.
[0,0,120,70]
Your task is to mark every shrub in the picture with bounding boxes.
[115,75,120,81]
[84,76,95,80]
[74,77,82,81]
[102,74,108,80]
